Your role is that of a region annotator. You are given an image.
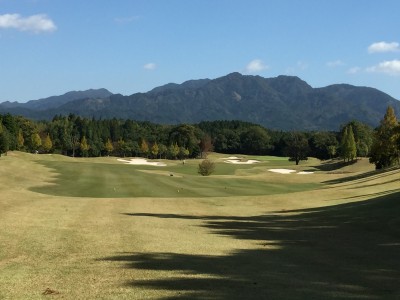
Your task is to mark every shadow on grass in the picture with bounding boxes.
[323,166,400,185]
[314,159,358,172]
[103,192,400,299]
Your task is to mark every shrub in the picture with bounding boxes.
[198,159,215,176]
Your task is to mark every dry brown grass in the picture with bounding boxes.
[0,152,399,299]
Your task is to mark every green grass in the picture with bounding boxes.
[1,152,399,299]
[31,159,318,198]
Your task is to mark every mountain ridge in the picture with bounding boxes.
[0,73,399,130]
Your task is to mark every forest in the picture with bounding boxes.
[0,106,399,169]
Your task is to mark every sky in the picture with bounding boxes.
[1,0,400,102]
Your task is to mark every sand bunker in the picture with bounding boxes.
[268,169,296,174]
[222,157,260,164]
[117,158,167,166]
[268,169,314,174]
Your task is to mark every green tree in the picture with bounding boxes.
[151,142,159,158]
[0,125,10,156]
[158,143,168,159]
[309,131,338,160]
[168,143,179,159]
[178,147,190,160]
[169,124,201,158]
[31,133,42,152]
[116,138,130,157]
[370,106,399,169]
[80,136,90,157]
[285,132,309,165]
[42,134,53,153]
[17,128,24,151]
[140,139,149,157]
[104,138,114,156]
[340,125,357,162]
[342,121,374,157]
[240,126,271,155]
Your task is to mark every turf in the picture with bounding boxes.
[1,152,399,299]
[30,159,318,198]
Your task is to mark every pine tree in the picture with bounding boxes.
[0,125,10,156]
[42,134,53,153]
[80,136,90,157]
[31,133,42,153]
[104,138,114,156]
[151,142,159,158]
[341,125,357,162]
[140,139,149,157]
[347,125,357,161]
[17,129,24,151]
[369,106,399,169]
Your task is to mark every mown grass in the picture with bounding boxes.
[0,152,399,299]
[30,157,319,198]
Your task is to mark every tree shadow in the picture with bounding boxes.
[102,192,400,299]
[313,159,357,172]
[323,166,399,185]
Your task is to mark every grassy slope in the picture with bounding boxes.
[0,152,399,299]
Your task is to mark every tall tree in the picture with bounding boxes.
[80,136,90,157]
[140,139,149,157]
[151,142,159,159]
[168,143,179,160]
[42,134,53,153]
[0,125,10,156]
[370,106,399,169]
[17,129,25,151]
[31,133,42,153]
[104,138,114,156]
[340,125,357,162]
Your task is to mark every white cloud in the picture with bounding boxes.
[244,59,268,74]
[347,66,361,74]
[0,13,56,33]
[143,63,156,70]
[326,59,345,67]
[366,60,400,75]
[368,41,400,53]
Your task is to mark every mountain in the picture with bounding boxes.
[0,88,113,113]
[0,74,399,130]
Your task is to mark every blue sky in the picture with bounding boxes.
[1,0,400,102]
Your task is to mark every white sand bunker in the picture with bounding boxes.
[222,157,260,164]
[268,169,314,174]
[268,169,296,174]
[117,158,167,166]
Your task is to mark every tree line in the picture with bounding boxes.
[0,107,399,169]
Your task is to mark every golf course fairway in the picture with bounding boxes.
[0,152,399,299]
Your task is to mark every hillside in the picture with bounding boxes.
[1,73,399,130]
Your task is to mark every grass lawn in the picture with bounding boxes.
[0,151,399,299]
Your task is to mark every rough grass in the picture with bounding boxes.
[0,152,399,299]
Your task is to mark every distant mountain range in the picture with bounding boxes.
[1,73,399,131]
